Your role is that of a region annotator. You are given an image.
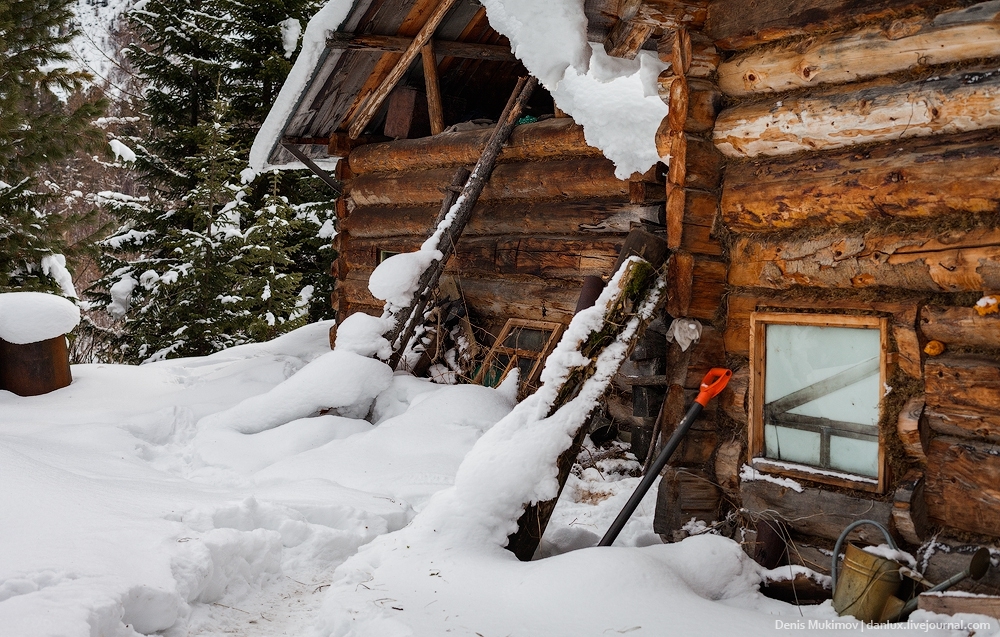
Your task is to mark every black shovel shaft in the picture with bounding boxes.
[598,401,705,546]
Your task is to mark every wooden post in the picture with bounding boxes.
[506,258,668,560]
[348,0,458,139]
[421,41,445,135]
[384,76,538,368]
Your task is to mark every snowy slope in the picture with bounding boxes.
[68,0,133,88]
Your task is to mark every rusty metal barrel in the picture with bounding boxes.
[0,336,73,396]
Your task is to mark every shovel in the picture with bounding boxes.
[598,368,732,547]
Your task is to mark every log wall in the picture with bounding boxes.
[708,0,1000,552]
[333,117,665,333]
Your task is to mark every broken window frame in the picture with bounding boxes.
[748,312,889,494]
[473,318,563,399]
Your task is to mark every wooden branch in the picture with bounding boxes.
[348,0,459,139]
[421,42,445,135]
[348,118,602,174]
[718,1,1000,96]
[384,76,538,368]
[705,0,971,51]
[349,157,627,206]
[506,258,667,560]
[729,225,1000,292]
[721,131,1000,232]
[714,69,1000,159]
[920,305,1000,348]
[326,31,516,61]
[604,18,655,59]
[343,200,662,239]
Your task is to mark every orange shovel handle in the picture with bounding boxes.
[695,368,732,407]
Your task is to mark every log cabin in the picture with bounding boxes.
[255,0,1000,597]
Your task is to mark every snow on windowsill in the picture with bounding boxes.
[752,458,878,485]
[740,463,803,493]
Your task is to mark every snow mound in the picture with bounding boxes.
[334,312,392,359]
[198,350,393,433]
[368,250,440,308]
[0,292,81,344]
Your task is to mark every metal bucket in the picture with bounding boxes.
[832,543,902,622]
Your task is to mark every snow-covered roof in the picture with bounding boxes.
[249,0,668,180]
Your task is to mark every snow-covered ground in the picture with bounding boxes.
[3,321,997,636]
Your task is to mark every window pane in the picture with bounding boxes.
[503,327,549,351]
[829,436,879,477]
[765,424,821,466]
[765,324,880,426]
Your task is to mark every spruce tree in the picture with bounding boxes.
[0,0,105,293]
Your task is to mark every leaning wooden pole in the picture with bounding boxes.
[384,76,538,369]
[506,257,668,560]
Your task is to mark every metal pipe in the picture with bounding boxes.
[893,547,991,620]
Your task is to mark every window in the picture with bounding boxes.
[474,319,562,399]
[749,312,888,493]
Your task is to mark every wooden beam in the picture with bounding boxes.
[925,434,1000,537]
[729,225,1000,292]
[920,305,1000,348]
[715,69,1000,159]
[421,42,445,135]
[348,118,602,174]
[348,0,459,139]
[705,0,972,51]
[280,143,343,194]
[919,593,1000,621]
[604,18,655,59]
[327,31,516,61]
[718,1,1000,96]
[349,157,628,207]
[633,0,709,30]
[721,131,1000,232]
[925,354,1000,442]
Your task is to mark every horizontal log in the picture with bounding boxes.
[326,32,517,61]
[715,69,1000,158]
[633,0,709,29]
[740,478,893,543]
[721,132,1000,232]
[925,435,1000,537]
[349,157,628,207]
[705,0,971,51]
[729,225,1000,292]
[920,304,1000,348]
[656,130,723,191]
[659,74,723,133]
[667,251,725,319]
[340,268,583,324]
[343,200,662,238]
[666,187,717,248]
[924,355,1000,441]
[348,118,602,174]
[604,18,655,59]
[718,1,1000,96]
[344,235,622,279]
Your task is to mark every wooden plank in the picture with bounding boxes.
[925,435,1000,537]
[740,478,893,542]
[718,2,1000,96]
[421,42,445,135]
[382,86,430,138]
[918,593,1000,620]
[920,304,1000,348]
[721,132,1000,232]
[653,467,722,537]
[348,118,603,174]
[326,31,516,61]
[729,225,1000,292]
[924,355,1000,441]
[349,157,629,206]
[714,69,1000,159]
[348,0,460,139]
[343,200,660,238]
[705,0,971,51]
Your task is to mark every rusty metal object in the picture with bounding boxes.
[0,335,72,396]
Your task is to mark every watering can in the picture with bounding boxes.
[831,519,992,622]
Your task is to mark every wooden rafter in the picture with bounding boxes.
[347,0,459,139]
[327,32,515,61]
[421,41,445,135]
